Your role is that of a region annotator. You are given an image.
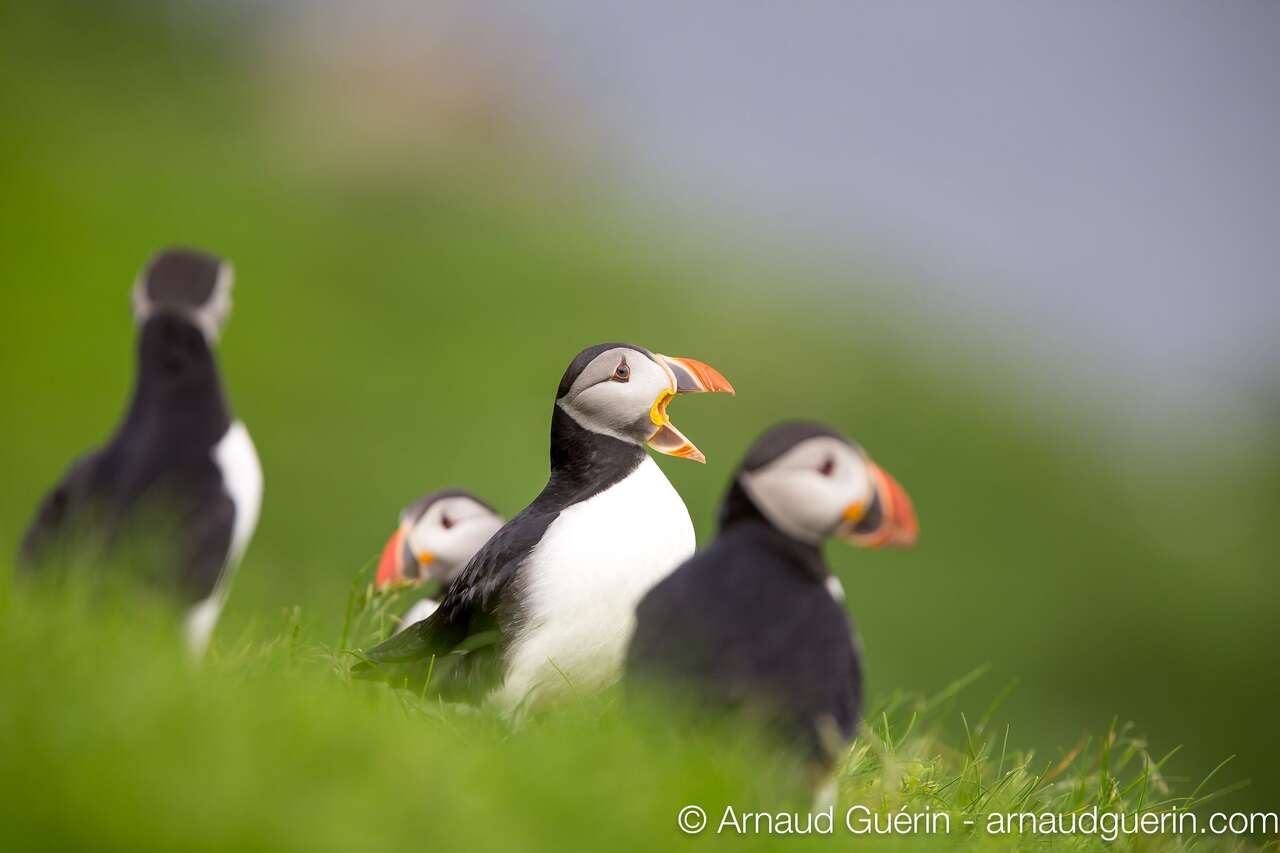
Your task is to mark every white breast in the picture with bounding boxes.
[215,420,264,566]
[185,420,263,657]
[493,456,695,717]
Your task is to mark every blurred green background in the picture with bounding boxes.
[1,0,1277,827]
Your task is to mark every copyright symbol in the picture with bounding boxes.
[678,805,708,835]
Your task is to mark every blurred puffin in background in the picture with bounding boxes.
[625,421,916,777]
[355,342,734,717]
[17,248,263,658]
[374,489,504,631]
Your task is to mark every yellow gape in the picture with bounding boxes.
[649,386,675,427]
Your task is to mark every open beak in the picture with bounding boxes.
[647,355,736,464]
[839,462,918,548]
[375,527,408,590]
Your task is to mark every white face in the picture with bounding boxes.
[739,437,873,544]
[404,496,504,582]
[556,347,674,443]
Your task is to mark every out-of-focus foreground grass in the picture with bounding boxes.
[0,568,1264,852]
[1,0,1278,838]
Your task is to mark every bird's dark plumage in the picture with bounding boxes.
[626,422,867,768]
[626,518,861,767]
[19,302,237,607]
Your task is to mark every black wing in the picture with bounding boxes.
[17,450,107,571]
[175,483,236,605]
[351,504,558,700]
[20,437,235,604]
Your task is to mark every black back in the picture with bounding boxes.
[354,403,646,698]
[626,491,862,769]
[18,313,236,605]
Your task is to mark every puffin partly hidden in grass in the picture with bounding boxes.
[374,489,505,632]
[354,343,735,717]
[624,421,917,773]
[17,248,263,657]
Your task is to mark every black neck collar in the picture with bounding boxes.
[541,404,646,509]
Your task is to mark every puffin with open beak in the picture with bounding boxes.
[355,343,734,716]
[625,421,917,774]
[375,490,504,631]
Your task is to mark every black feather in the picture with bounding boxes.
[18,313,238,605]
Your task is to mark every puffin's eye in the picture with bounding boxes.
[612,361,630,382]
[818,458,836,477]
[440,514,454,530]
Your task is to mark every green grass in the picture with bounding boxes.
[0,3,1278,846]
[2,568,1271,852]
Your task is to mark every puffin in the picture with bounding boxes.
[354,342,735,717]
[624,421,917,773]
[373,489,505,632]
[17,248,263,657]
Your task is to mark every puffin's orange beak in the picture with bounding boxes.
[375,528,406,590]
[659,356,736,396]
[841,462,918,548]
[647,355,736,464]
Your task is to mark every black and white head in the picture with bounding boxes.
[726,422,918,549]
[376,490,504,589]
[131,247,234,344]
[555,343,736,463]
